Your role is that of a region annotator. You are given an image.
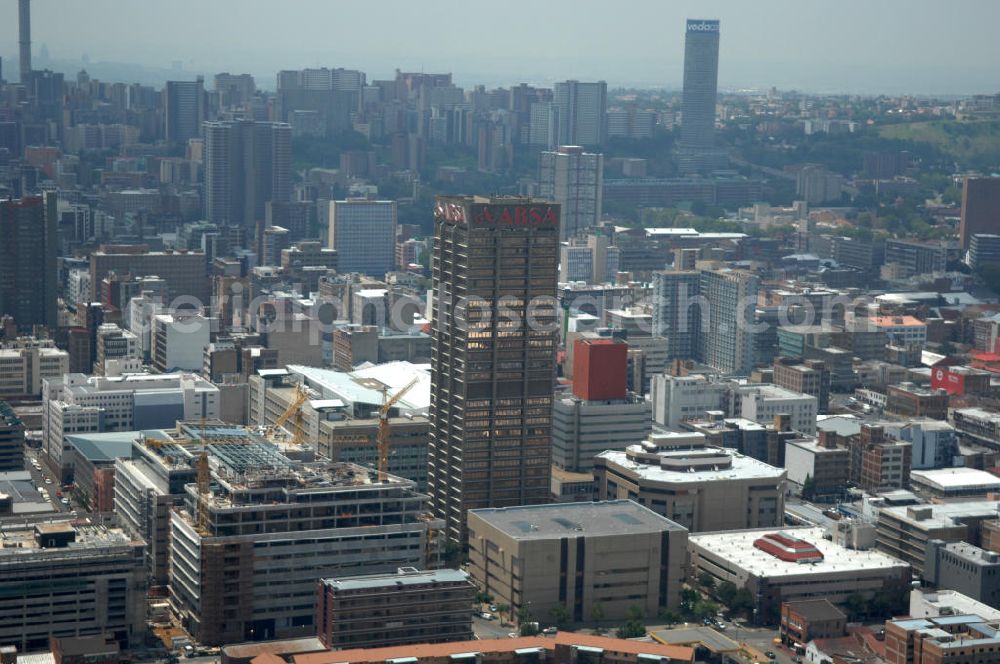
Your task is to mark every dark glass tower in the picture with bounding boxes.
[678,19,726,173]
[428,196,560,543]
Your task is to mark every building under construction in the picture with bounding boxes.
[248,362,430,490]
[167,437,442,646]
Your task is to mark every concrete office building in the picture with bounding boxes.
[328,199,397,276]
[699,269,758,375]
[0,194,58,331]
[152,313,211,372]
[884,238,947,277]
[0,338,68,399]
[0,520,145,652]
[909,467,1000,501]
[539,146,603,241]
[651,270,702,361]
[90,247,209,303]
[594,432,786,532]
[468,500,687,625]
[876,502,1000,578]
[552,337,651,472]
[737,384,818,435]
[784,435,849,500]
[885,614,1000,664]
[0,401,25,471]
[924,541,1000,608]
[650,374,729,429]
[42,372,219,478]
[204,119,291,231]
[428,196,559,543]
[689,527,911,624]
[94,324,139,375]
[165,78,205,146]
[883,419,958,470]
[316,568,474,650]
[908,588,1000,621]
[951,407,1000,446]
[960,176,1000,249]
[677,19,726,173]
[970,233,1000,271]
[553,80,607,147]
[170,457,442,645]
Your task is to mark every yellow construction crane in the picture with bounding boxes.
[271,384,310,446]
[376,377,419,482]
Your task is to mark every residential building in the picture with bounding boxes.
[0,520,145,652]
[960,176,1000,248]
[316,568,474,650]
[853,424,911,493]
[539,146,603,241]
[553,80,607,147]
[0,401,25,471]
[689,527,911,624]
[203,119,292,230]
[152,313,211,372]
[650,373,728,429]
[773,358,830,412]
[165,78,205,145]
[94,324,139,375]
[170,458,442,645]
[876,502,1000,577]
[468,500,687,624]
[868,315,928,347]
[594,432,786,532]
[0,194,58,331]
[291,632,693,664]
[327,199,396,276]
[428,196,559,543]
[677,19,726,173]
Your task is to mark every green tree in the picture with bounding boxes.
[717,581,738,607]
[520,621,540,636]
[589,602,605,624]
[626,605,646,622]
[549,603,571,627]
[730,589,755,615]
[516,606,533,625]
[844,593,868,621]
[615,621,646,639]
[476,591,494,605]
[698,572,716,590]
[496,603,510,626]
[802,473,816,501]
[658,608,682,625]
[693,599,720,620]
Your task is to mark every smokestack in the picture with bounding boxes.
[19,0,31,83]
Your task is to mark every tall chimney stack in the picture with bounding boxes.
[19,0,31,83]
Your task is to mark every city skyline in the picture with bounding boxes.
[1,0,999,95]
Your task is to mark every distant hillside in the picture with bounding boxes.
[879,120,1000,170]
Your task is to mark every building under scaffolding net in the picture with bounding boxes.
[164,421,443,647]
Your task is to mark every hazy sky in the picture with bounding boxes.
[3,0,999,95]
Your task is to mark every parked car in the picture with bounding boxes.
[543,626,557,635]
[765,652,776,660]
[480,612,494,620]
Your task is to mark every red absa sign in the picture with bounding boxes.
[469,204,558,229]
[931,367,965,395]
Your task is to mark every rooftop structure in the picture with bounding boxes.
[469,498,683,541]
[910,467,1000,500]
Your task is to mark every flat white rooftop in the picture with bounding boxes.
[597,447,786,483]
[879,501,1000,529]
[910,467,1000,493]
[689,526,908,577]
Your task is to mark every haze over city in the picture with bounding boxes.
[3,0,1000,93]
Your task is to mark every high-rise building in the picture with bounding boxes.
[164,78,205,146]
[0,401,25,471]
[553,81,607,147]
[0,193,58,331]
[18,0,30,83]
[652,270,702,361]
[539,146,603,241]
[960,177,1000,249]
[328,199,397,276]
[677,19,727,173]
[428,196,560,542]
[699,269,759,375]
[203,120,291,230]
